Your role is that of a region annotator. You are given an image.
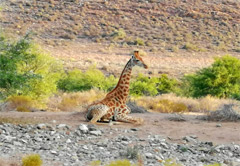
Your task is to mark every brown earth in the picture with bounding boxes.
[43,41,240,79]
[1,111,239,145]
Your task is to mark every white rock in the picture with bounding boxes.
[89,130,102,136]
[79,124,88,133]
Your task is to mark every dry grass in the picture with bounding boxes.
[48,91,239,114]
[133,94,239,113]
[47,89,106,112]
[4,96,36,112]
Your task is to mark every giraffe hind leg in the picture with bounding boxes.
[85,105,109,123]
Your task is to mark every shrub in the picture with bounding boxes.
[130,74,158,96]
[130,74,178,97]
[134,38,145,46]
[203,104,240,122]
[157,74,178,94]
[0,34,63,103]
[22,154,42,166]
[111,28,126,41]
[58,67,117,92]
[155,99,188,113]
[120,145,139,160]
[183,55,240,98]
[183,42,201,51]
[7,95,34,112]
[16,106,31,112]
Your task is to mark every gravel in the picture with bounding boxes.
[0,123,240,166]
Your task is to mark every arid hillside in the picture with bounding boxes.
[1,0,240,52]
[1,0,240,77]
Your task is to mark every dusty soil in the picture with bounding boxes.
[1,111,239,145]
[43,41,240,79]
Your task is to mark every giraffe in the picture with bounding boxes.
[85,51,148,124]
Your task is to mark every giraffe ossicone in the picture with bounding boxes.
[85,51,148,124]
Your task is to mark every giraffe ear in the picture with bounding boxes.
[134,51,139,57]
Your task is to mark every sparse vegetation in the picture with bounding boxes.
[120,145,140,160]
[2,0,239,52]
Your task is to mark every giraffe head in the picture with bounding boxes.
[131,51,148,69]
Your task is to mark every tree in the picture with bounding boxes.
[0,34,63,101]
[184,55,240,98]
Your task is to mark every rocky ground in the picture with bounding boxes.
[0,112,240,166]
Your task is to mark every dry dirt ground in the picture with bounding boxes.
[43,41,240,79]
[1,111,240,145]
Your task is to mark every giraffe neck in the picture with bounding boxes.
[106,59,132,102]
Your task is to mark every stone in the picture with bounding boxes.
[0,123,239,166]
[66,139,71,143]
[37,124,47,129]
[79,124,88,133]
[183,136,198,143]
[127,101,148,113]
[216,124,222,127]
[89,130,102,136]
[145,152,154,159]
[130,128,138,131]
[57,124,68,129]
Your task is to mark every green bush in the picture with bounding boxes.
[130,74,178,96]
[157,74,178,94]
[22,154,42,166]
[0,34,63,102]
[130,74,158,96]
[183,55,240,98]
[58,66,117,92]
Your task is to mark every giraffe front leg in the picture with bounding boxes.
[85,105,109,123]
[117,115,144,124]
[115,107,144,124]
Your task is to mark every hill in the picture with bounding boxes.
[1,0,240,52]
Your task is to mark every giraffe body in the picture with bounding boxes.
[85,51,148,124]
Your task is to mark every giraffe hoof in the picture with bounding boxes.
[134,118,144,125]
